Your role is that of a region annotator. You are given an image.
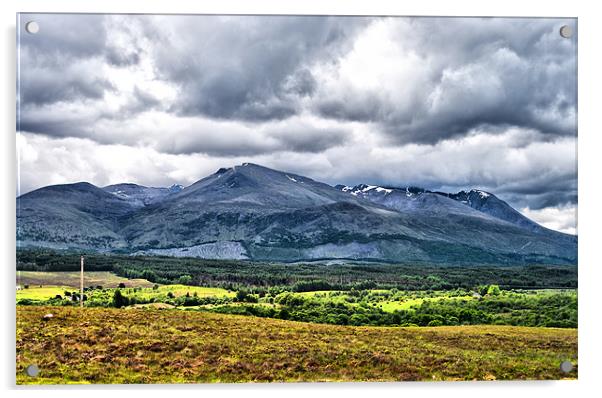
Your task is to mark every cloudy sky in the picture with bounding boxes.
[16,14,577,234]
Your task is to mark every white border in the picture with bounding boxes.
[2,1,601,397]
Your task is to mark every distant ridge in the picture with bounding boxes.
[17,163,576,265]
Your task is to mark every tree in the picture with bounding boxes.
[487,285,501,296]
[236,290,249,302]
[142,269,158,283]
[118,282,126,289]
[478,285,489,296]
[112,289,129,308]
[178,275,193,285]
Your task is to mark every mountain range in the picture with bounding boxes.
[16,163,577,265]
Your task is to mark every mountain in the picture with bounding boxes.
[17,182,132,250]
[336,184,556,234]
[438,189,545,233]
[16,163,577,265]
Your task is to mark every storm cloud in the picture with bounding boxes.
[16,14,577,233]
[312,18,576,144]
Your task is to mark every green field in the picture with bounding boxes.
[16,306,577,384]
[290,290,474,312]
[17,282,234,307]
[17,286,71,301]
[16,272,577,329]
[143,284,234,298]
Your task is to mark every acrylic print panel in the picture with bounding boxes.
[16,13,578,384]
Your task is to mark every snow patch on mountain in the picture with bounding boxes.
[473,190,490,199]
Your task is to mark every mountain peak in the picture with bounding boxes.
[466,189,492,199]
[20,181,103,199]
[234,162,276,172]
[168,184,184,193]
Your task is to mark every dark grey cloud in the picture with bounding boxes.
[19,14,108,60]
[116,86,162,116]
[18,13,150,109]
[264,121,350,153]
[503,191,577,211]
[151,16,369,121]
[20,67,114,106]
[494,175,578,210]
[18,14,111,107]
[105,46,140,67]
[155,120,351,157]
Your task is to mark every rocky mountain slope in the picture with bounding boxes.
[16,163,577,265]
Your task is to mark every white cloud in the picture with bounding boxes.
[521,205,577,235]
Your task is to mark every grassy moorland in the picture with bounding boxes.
[16,306,577,384]
[17,271,154,289]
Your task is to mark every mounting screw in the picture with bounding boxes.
[559,25,573,39]
[25,364,39,377]
[560,360,574,373]
[25,21,39,34]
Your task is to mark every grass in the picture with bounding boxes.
[179,303,278,311]
[16,283,234,304]
[378,296,474,312]
[16,286,71,301]
[16,306,577,384]
[289,290,476,312]
[294,290,343,297]
[143,284,235,298]
[17,271,154,288]
[110,284,235,302]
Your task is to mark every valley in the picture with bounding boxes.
[16,252,578,383]
[15,164,579,383]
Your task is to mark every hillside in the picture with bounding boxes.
[16,163,577,265]
[16,306,577,384]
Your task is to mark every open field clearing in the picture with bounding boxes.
[17,306,577,384]
[291,291,475,312]
[17,284,234,306]
[376,296,471,312]
[144,284,235,298]
[16,286,71,301]
[17,271,154,288]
